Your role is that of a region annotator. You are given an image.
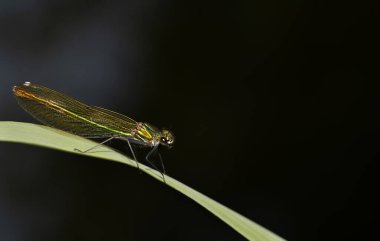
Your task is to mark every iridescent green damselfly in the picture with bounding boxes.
[13,82,174,182]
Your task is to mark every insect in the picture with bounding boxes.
[13,82,174,181]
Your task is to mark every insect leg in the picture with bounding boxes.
[157,152,166,176]
[146,145,166,183]
[74,137,114,153]
[126,139,140,170]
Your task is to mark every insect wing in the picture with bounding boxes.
[13,83,137,138]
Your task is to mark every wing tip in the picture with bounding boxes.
[13,81,31,88]
[13,82,32,95]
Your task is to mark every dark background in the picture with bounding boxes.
[0,1,378,240]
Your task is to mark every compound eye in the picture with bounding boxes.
[160,137,167,143]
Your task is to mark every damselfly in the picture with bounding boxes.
[13,82,174,181]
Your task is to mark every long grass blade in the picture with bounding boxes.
[0,121,286,241]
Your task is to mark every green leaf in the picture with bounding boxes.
[0,121,286,241]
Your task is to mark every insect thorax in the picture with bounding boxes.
[132,122,160,146]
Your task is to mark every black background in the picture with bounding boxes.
[0,1,378,240]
